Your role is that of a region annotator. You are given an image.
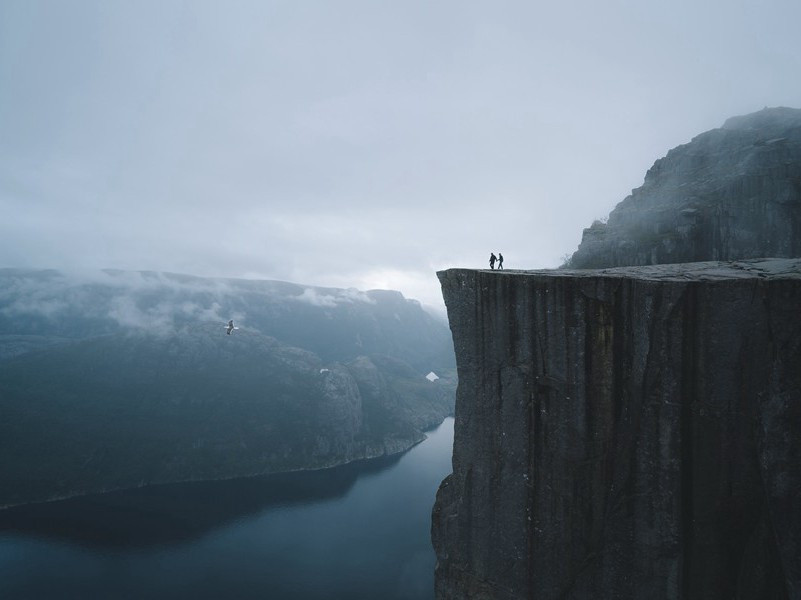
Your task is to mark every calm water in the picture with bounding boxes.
[0,418,454,600]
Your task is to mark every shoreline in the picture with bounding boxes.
[0,416,453,511]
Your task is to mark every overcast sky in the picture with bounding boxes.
[1,0,799,309]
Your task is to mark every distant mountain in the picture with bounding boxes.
[568,106,801,268]
[0,269,456,508]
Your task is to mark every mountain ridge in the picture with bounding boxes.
[0,269,456,508]
[568,106,801,268]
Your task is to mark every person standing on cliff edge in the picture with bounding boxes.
[489,253,497,269]
[497,253,504,270]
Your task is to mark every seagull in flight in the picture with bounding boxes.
[226,320,237,335]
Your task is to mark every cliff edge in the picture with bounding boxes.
[433,259,800,599]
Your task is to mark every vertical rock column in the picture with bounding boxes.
[433,260,800,600]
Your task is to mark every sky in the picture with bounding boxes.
[1,0,800,310]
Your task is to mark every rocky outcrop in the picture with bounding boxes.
[569,107,801,269]
[433,260,801,599]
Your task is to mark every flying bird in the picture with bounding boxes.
[226,320,237,335]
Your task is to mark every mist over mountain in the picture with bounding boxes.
[568,106,801,268]
[0,269,456,508]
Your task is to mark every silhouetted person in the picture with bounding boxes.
[489,253,497,270]
[497,253,504,270]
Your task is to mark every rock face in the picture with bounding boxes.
[568,107,801,269]
[433,260,800,599]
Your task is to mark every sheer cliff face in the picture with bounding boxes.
[433,260,800,599]
[569,107,801,269]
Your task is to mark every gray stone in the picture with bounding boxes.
[568,107,801,269]
[433,260,801,599]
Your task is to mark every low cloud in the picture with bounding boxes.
[293,286,377,308]
[0,269,391,334]
[0,269,238,332]
[107,296,175,332]
[294,288,338,307]
[339,288,376,304]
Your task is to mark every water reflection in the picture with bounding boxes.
[0,452,404,549]
[0,418,454,600]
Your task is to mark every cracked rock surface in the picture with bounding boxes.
[433,260,801,599]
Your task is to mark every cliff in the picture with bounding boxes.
[433,260,800,599]
[568,107,801,268]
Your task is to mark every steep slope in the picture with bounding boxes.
[0,270,455,508]
[568,107,801,268]
[433,261,800,599]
